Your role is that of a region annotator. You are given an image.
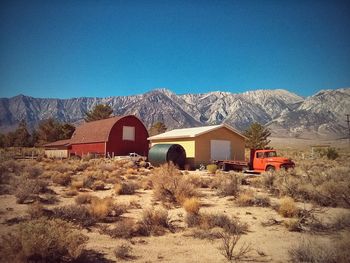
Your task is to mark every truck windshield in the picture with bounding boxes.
[265,151,277,157]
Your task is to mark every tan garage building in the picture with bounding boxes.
[148,124,246,168]
[44,139,71,158]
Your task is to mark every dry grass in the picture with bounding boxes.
[211,173,240,197]
[278,197,299,218]
[75,193,93,204]
[114,181,138,195]
[114,242,133,260]
[186,212,248,234]
[89,197,114,220]
[151,163,197,205]
[183,197,201,214]
[236,190,270,207]
[0,218,88,262]
[51,172,71,186]
[137,208,173,236]
[289,236,350,263]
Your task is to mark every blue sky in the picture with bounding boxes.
[0,0,349,98]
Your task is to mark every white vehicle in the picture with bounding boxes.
[128,152,146,162]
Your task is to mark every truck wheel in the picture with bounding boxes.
[266,166,275,172]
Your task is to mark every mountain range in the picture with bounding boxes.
[0,88,349,139]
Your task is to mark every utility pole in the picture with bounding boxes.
[346,114,350,146]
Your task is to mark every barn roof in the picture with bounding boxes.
[70,116,125,144]
[148,124,246,140]
[43,139,71,148]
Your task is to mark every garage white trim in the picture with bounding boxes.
[210,140,231,160]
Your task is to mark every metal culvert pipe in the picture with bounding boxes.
[148,144,186,168]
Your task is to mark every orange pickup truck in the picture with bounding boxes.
[215,149,295,173]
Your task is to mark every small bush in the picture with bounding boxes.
[114,181,138,195]
[23,165,43,178]
[152,163,197,205]
[0,218,88,262]
[107,219,136,239]
[138,208,173,236]
[237,191,270,207]
[212,173,240,197]
[52,204,96,227]
[89,197,114,220]
[207,164,218,174]
[52,173,71,186]
[219,231,252,262]
[14,178,48,204]
[75,193,93,205]
[321,147,339,160]
[183,197,201,214]
[114,243,133,260]
[186,212,248,234]
[284,219,301,232]
[278,197,299,218]
[91,180,105,190]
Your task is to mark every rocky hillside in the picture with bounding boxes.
[0,88,349,139]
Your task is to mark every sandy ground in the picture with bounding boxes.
[1,169,349,263]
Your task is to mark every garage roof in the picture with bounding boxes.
[148,124,246,140]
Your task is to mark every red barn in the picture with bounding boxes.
[67,115,149,157]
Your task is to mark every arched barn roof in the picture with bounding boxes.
[70,115,134,144]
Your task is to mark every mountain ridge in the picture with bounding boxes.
[0,88,349,139]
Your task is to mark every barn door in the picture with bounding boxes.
[210,140,231,160]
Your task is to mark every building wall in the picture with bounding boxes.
[70,142,105,156]
[151,139,195,157]
[194,127,245,167]
[45,149,69,158]
[106,116,149,156]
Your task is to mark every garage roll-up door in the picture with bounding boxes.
[210,140,231,160]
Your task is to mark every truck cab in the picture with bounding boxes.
[251,149,295,172]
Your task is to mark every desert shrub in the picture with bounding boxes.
[237,190,270,207]
[27,203,47,219]
[82,174,96,189]
[114,243,133,260]
[23,165,43,178]
[284,219,302,232]
[88,197,126,222]
[218,231,252,262]
[185,213,201,227]
[278,197,299,218]
[0,218,88,262]
[212,173,240,197]
[183,197,201,214]
[261,172,276,191]
[91,180,105,190]
[137,208,173,236]
[207,164,218,174]
[52,204,96,227]
[152,163,197,205]
[186,212,248,234]
[289,238,350,263]
[75,162,89,172]
[0,160,23,175]
[272,165,350,208]
[114,181,138,195]
[75,193,93,204]
[14,178,48,204]
[89,197,114,220]
[51,172,71,186]
[107,219,136,239]
[319,147,339,160]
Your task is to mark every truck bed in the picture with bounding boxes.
[215,159,249,171]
